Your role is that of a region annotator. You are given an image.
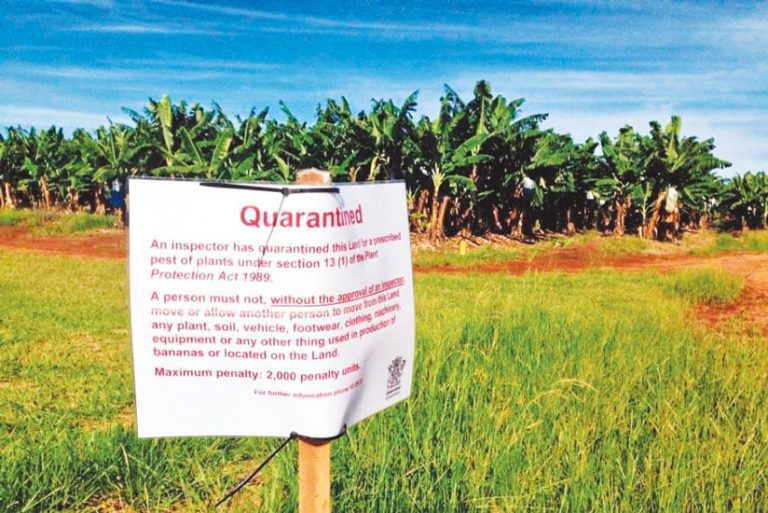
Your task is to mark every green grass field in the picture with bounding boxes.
[0,209,117,234]
[1,250,766,512]
[690,231,768,255]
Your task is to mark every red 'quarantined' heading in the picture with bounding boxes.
[241,204,364,228]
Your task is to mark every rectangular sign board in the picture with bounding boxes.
[128,178,415,438]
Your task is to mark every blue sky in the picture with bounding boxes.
[2,0,766,176]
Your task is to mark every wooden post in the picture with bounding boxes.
[298,439,331,513]
[295,168,332,513]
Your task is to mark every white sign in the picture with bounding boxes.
[128,178,415,439]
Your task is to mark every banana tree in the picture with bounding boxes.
[271,101,315,176]
[642,116,730,238]
[415,109,490,239]
[153,127,234,179]
[453,81,498,234]
[16,126,70,209]
[225,107,277,181]
[129,96,219,176]
[597,126,645,235]
[46,132,93,211]
[530,132,599,233]
[480,92,548,233]
[309,98,372,181]
[86,124,149,213]
[260,118,300,182]
[0,135,13,208]
[0,128,31,208]
[367,92,418,181]
[721,172,768,229]
[678,172,723,229]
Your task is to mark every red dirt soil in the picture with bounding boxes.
[415,245,768,337]
[1,226,765,336]
[0,226,127,259]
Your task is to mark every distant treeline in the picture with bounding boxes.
[0,80,766,239]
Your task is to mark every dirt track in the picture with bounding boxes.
[0,226,127,259]
[1,226,765,336]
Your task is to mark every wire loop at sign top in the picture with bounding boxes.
[199,181,340,195]
[292,424,348,444]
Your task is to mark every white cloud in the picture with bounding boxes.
[113,57,280,72]
[151,0,720,48]
[443,68,762,108]
[720,7,768,48]
[7,63,278,84]
[47,0,113,7]
[154,0,494,40]
[72,22,222,35]
[13,65,137,81]
[682,114,768,176]
[0,105,127,129]
[154,0,288,21]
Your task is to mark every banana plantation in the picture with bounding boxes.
[0,81,766,239]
